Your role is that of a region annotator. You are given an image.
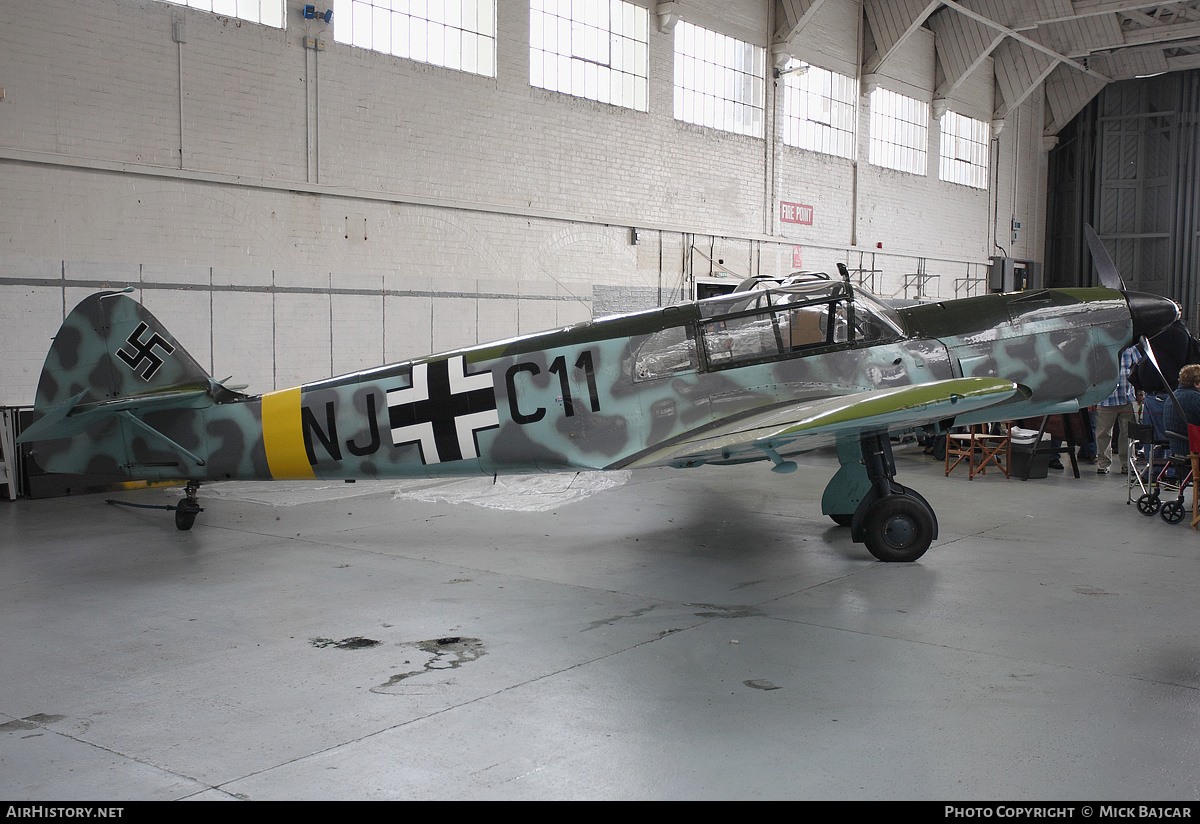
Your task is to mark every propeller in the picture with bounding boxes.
[1140,334,1189,423]
[1086,224,1186,431]
[1084,224,1126,291]
[1083,223,1179,342]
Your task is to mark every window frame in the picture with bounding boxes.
[332,0,498,78]
[673,20,766,138]
[868,86,930,176]
[939,109,990,190]
[157,0,286,28]
[780,61,856,159]
[530,0,650,111]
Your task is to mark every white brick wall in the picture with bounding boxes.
[0,0,1050,404]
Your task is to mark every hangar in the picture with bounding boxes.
[2,0,1200,800]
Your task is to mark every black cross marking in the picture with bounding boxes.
[115,322,175,381]
[387,357,498,464]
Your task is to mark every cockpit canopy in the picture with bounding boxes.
[633,277,905,381]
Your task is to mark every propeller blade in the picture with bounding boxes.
[1140,335,1169,387]
[1141,334,1188,421]
[1085,224,1126,291]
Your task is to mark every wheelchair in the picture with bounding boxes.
[1135,422,1196,525]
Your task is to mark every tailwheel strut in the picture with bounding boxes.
[175,480,203,531]
[105,479,205,531]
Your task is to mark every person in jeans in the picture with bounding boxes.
[1096,347,1141,474]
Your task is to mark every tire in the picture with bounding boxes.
[1137,493,1161,516]
[829,512,853,527]
[175,501,199,531]
[1161,500,1185,525]
[862,495,934,562]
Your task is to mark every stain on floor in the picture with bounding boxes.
[372,637,486,693]
[310,636,382,650]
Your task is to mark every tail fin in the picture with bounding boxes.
[34,290,211,410]
[20,290,227,447]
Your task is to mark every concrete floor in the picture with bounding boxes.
[1,445,1198,800]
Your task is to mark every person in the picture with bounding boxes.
[1132,319,1200,444]
[1163,364,1200,456]
[1076,408,1097,464]
[1133,320,1199,394]
[1095,346,1141,474]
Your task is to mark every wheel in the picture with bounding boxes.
[829,512,853,527]
[861,495,934,562]
[175,500,199,531]
[1137,493,1161,516]
[1161,500,1185,525]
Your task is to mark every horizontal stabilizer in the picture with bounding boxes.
[18,388,209,444]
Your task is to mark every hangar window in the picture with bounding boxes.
[939,110,989,189]
[530,0,649,111]
[159,0,284,28]
[333,0,497,78]
[780,61,855,159]
[868,87,928,175]
[673,21,765,138]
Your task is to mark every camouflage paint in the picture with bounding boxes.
[19,284,1139,490]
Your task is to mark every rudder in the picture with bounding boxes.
[18,290,234,469]
[33,289,212,413]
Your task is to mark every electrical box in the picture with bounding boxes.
[988,256,1043,293]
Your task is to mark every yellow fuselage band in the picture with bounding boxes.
[261,386,316,480]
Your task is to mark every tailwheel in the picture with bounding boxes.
[861,494,934,563]
[175,500,200,530]
[174,481,204,531]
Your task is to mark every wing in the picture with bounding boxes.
[617,376,1028,470]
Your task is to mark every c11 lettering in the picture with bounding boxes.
[548,355,574,416]
[507,350,601,426]
[575,350,601,413]
[548,351,602,417]
[505,362,546,425]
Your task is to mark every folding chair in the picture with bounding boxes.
[945,424,1011,480]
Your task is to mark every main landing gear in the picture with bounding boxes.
[823,433,938,562]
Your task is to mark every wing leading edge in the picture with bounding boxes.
[617,377,1029,470]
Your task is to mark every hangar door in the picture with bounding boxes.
[1046,70,1200,327]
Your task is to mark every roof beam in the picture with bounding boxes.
[1022,1,1179,27]
[993,36,1060,119]
[1043,63,1109,135]
[941,0,1110,82]
[773,0,831,46]
[863,0,942,75]
[929,9,1006,102]
[1123,18,1200,46]
[1017,6,1200,67]
[1168,50,1200,70]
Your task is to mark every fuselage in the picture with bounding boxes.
[54,282,1131,484]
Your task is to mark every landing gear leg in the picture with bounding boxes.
[849,433,938,562]
[174,480,203,531]
[822,437,872,527]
